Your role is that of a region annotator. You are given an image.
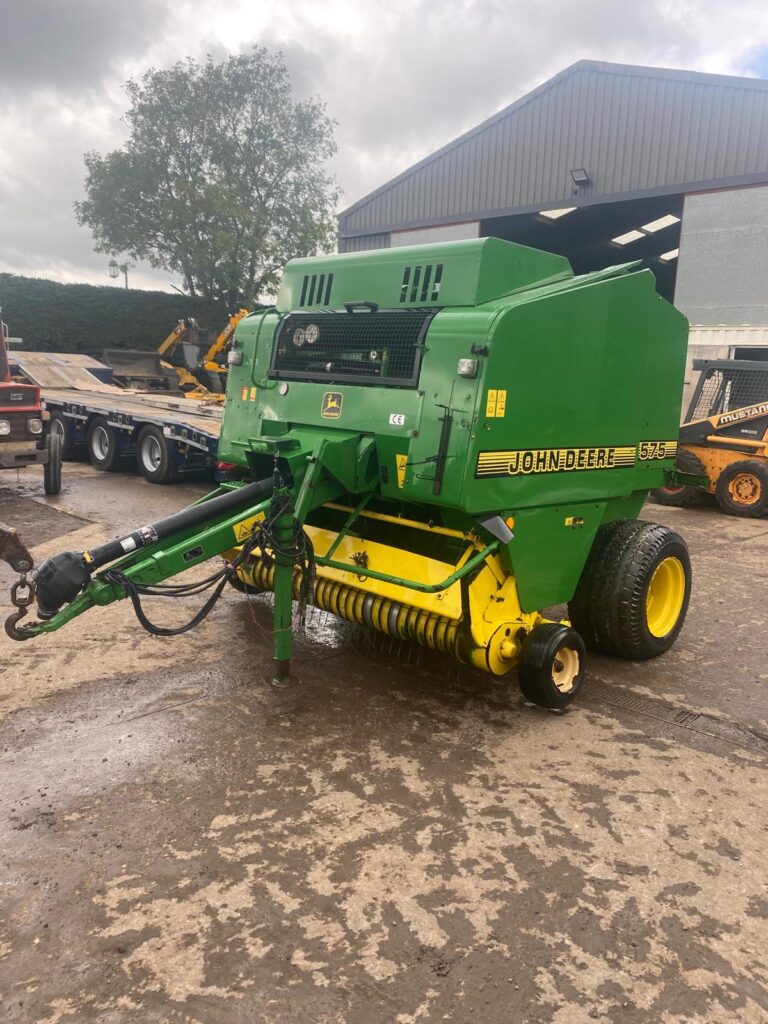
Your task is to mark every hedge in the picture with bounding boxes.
[0,273,230,355]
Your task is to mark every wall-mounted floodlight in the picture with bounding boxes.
[570,168,591,187]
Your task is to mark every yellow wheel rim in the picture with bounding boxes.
[646,556,686,638]
[552,645,580,693]
[727,472,761,507]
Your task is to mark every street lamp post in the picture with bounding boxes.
[108,259,131,289]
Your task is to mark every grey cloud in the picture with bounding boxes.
[0,0,766,288]
[0,0,171,94]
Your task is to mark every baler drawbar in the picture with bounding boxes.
[3,238,696,708]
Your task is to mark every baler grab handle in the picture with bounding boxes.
[344,301,379,314]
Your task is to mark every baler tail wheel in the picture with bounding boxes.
[649,448,706,508]
[518,623,586,709]
[569,520,691,660]
[715,460,768,518]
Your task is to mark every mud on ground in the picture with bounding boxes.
[1,464,767,1023]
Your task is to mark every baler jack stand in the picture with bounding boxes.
[270,492,297,688]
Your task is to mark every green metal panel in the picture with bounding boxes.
[276,237,572,312]
[219,238,688,612]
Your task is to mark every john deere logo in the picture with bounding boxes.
[321,392,342,418]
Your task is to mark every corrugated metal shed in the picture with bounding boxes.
[338,61,768,247]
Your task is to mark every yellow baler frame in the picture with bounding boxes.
[229,505,552,675]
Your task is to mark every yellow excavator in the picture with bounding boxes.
[104,310,249,402]
[199,308,249,388]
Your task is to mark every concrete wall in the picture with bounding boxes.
[675,184,768,324]
[390,221,480,247]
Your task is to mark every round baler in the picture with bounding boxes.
[3,238,693,709]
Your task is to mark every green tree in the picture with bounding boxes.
[75,48,340,307]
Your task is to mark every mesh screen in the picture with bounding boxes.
[690,367,768,420]
[269,310,435,387]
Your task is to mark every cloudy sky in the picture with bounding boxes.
[0,0,767,293]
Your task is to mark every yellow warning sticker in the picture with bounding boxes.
[485,389,507,418]
[233,510,265,542]
[240,386,248,401]
[250,387,257,401]
[396,454,408,488]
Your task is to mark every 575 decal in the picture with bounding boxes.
[638,440,677,460]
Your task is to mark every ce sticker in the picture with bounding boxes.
[388,413,406,426]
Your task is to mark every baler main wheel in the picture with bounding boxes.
[518,623,586,709]
[649,448,706,508]
[716,460,768,517]
[568,520,691,660]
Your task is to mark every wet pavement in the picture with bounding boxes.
[1,463,767,1023]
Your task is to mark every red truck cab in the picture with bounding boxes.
[0,314,61,492]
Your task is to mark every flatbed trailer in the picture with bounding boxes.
[10,352,222,484]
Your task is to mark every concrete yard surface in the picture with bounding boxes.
[1,464,767,1024]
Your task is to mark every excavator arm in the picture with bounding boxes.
[157,318,197,358]
[203,309,248,369]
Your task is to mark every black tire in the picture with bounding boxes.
[43,430,62,495]
[518,623,586,709]
[568,520,691,660]
[49,412,77,461]
[137,425,172,484]
[715,460,768,518]
[649,447,706,508]
[87,416,120,471]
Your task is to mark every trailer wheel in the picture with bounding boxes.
[568,521,691,659]
[649,448,706,508]
[137,425,172,484]
[517,623,586,709]
[43,430,63,496]
[87,416,120,471]
[715,460,768,518]
[49,412,77,461]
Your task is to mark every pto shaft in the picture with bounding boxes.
[33,478,274,619]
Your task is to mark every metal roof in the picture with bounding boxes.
[338,61,768,243]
